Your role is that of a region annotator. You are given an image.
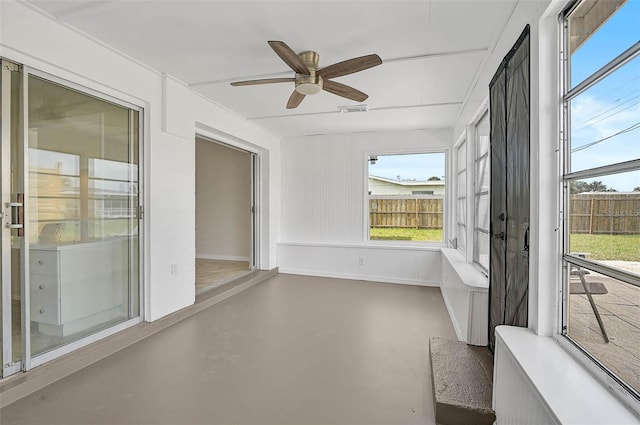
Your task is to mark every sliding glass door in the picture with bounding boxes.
[1,60,142,376]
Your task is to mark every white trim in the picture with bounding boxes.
[195,123,263,156]
[196,254,250,262]
[278,269,440,288]
[277,241,443,253]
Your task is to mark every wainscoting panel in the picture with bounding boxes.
[277,243,442,286]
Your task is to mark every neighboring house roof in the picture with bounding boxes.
[368,175,445,186]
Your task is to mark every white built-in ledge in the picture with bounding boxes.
[440,248,489,345]
[440,248,488,289]
[495,326,639,424]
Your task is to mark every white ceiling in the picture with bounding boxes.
[26,0,517,137]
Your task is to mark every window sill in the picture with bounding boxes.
[494,326,639,424]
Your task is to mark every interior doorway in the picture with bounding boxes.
[195,137,256,295]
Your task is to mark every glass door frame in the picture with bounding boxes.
[1,58,27,376]
[1,59,145,377]
[250,152,259,270]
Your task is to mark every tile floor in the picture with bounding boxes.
[196,258,251,295]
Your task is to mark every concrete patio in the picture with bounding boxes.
[568,262,640,394]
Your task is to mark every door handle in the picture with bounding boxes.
[4,194,24,236]
[493,231,505,240]
[523,226,529,252]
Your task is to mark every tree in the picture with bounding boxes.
[570,181,590,194]
[427,176,441,181]
[634,186,640,192]
[588,181,609,192]
[570,180,616,194]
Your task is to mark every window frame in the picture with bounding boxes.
[473,110,490,273]
[365,150,448,246]
[455,138,467,254]
[560,0,640,404]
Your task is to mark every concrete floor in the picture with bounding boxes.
[0,273,456,425]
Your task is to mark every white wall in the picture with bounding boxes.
[195,139,251,261]
[0,0,280,321]
[278,129,451,284]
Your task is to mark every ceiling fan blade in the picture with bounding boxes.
[268,41,310,75]
[286,90,305,109]
[318,54,382,79]
[322,80,369,102]
[230,78,295,86]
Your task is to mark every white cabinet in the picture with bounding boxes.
[29,238,130,336]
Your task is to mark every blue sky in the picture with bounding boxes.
[369,152,446,182]
[569,0,640,192]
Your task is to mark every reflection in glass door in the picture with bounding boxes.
[27,75,140,358]
[1,62,142,376]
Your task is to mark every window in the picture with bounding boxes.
[473,112,490,271]
[368,153,445,242]
[562,0,640,399]
[456,141,467,252]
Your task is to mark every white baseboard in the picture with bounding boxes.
[278,268,440,287]
[196,254,250,262]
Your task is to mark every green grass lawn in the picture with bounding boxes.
[570,233,640,262]
[370,227,443,242]
[370,228,639,261]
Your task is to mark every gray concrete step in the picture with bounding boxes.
[429,337,496,425]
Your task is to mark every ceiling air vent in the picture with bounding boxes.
[338,105,368,113]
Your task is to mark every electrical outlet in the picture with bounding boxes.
[359,257,366,265]
[170,263,178,275]
[204,236,209,243]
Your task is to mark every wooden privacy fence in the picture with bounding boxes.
[369,195,443,229]
[570,193,640,235]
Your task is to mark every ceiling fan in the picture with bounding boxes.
[231,41,382,109]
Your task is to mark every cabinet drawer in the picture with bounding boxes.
[29,250,59,276]
[30,274,60,325]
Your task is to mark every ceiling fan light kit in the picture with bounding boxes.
[295,74,323,95]
[231,40,382,109]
